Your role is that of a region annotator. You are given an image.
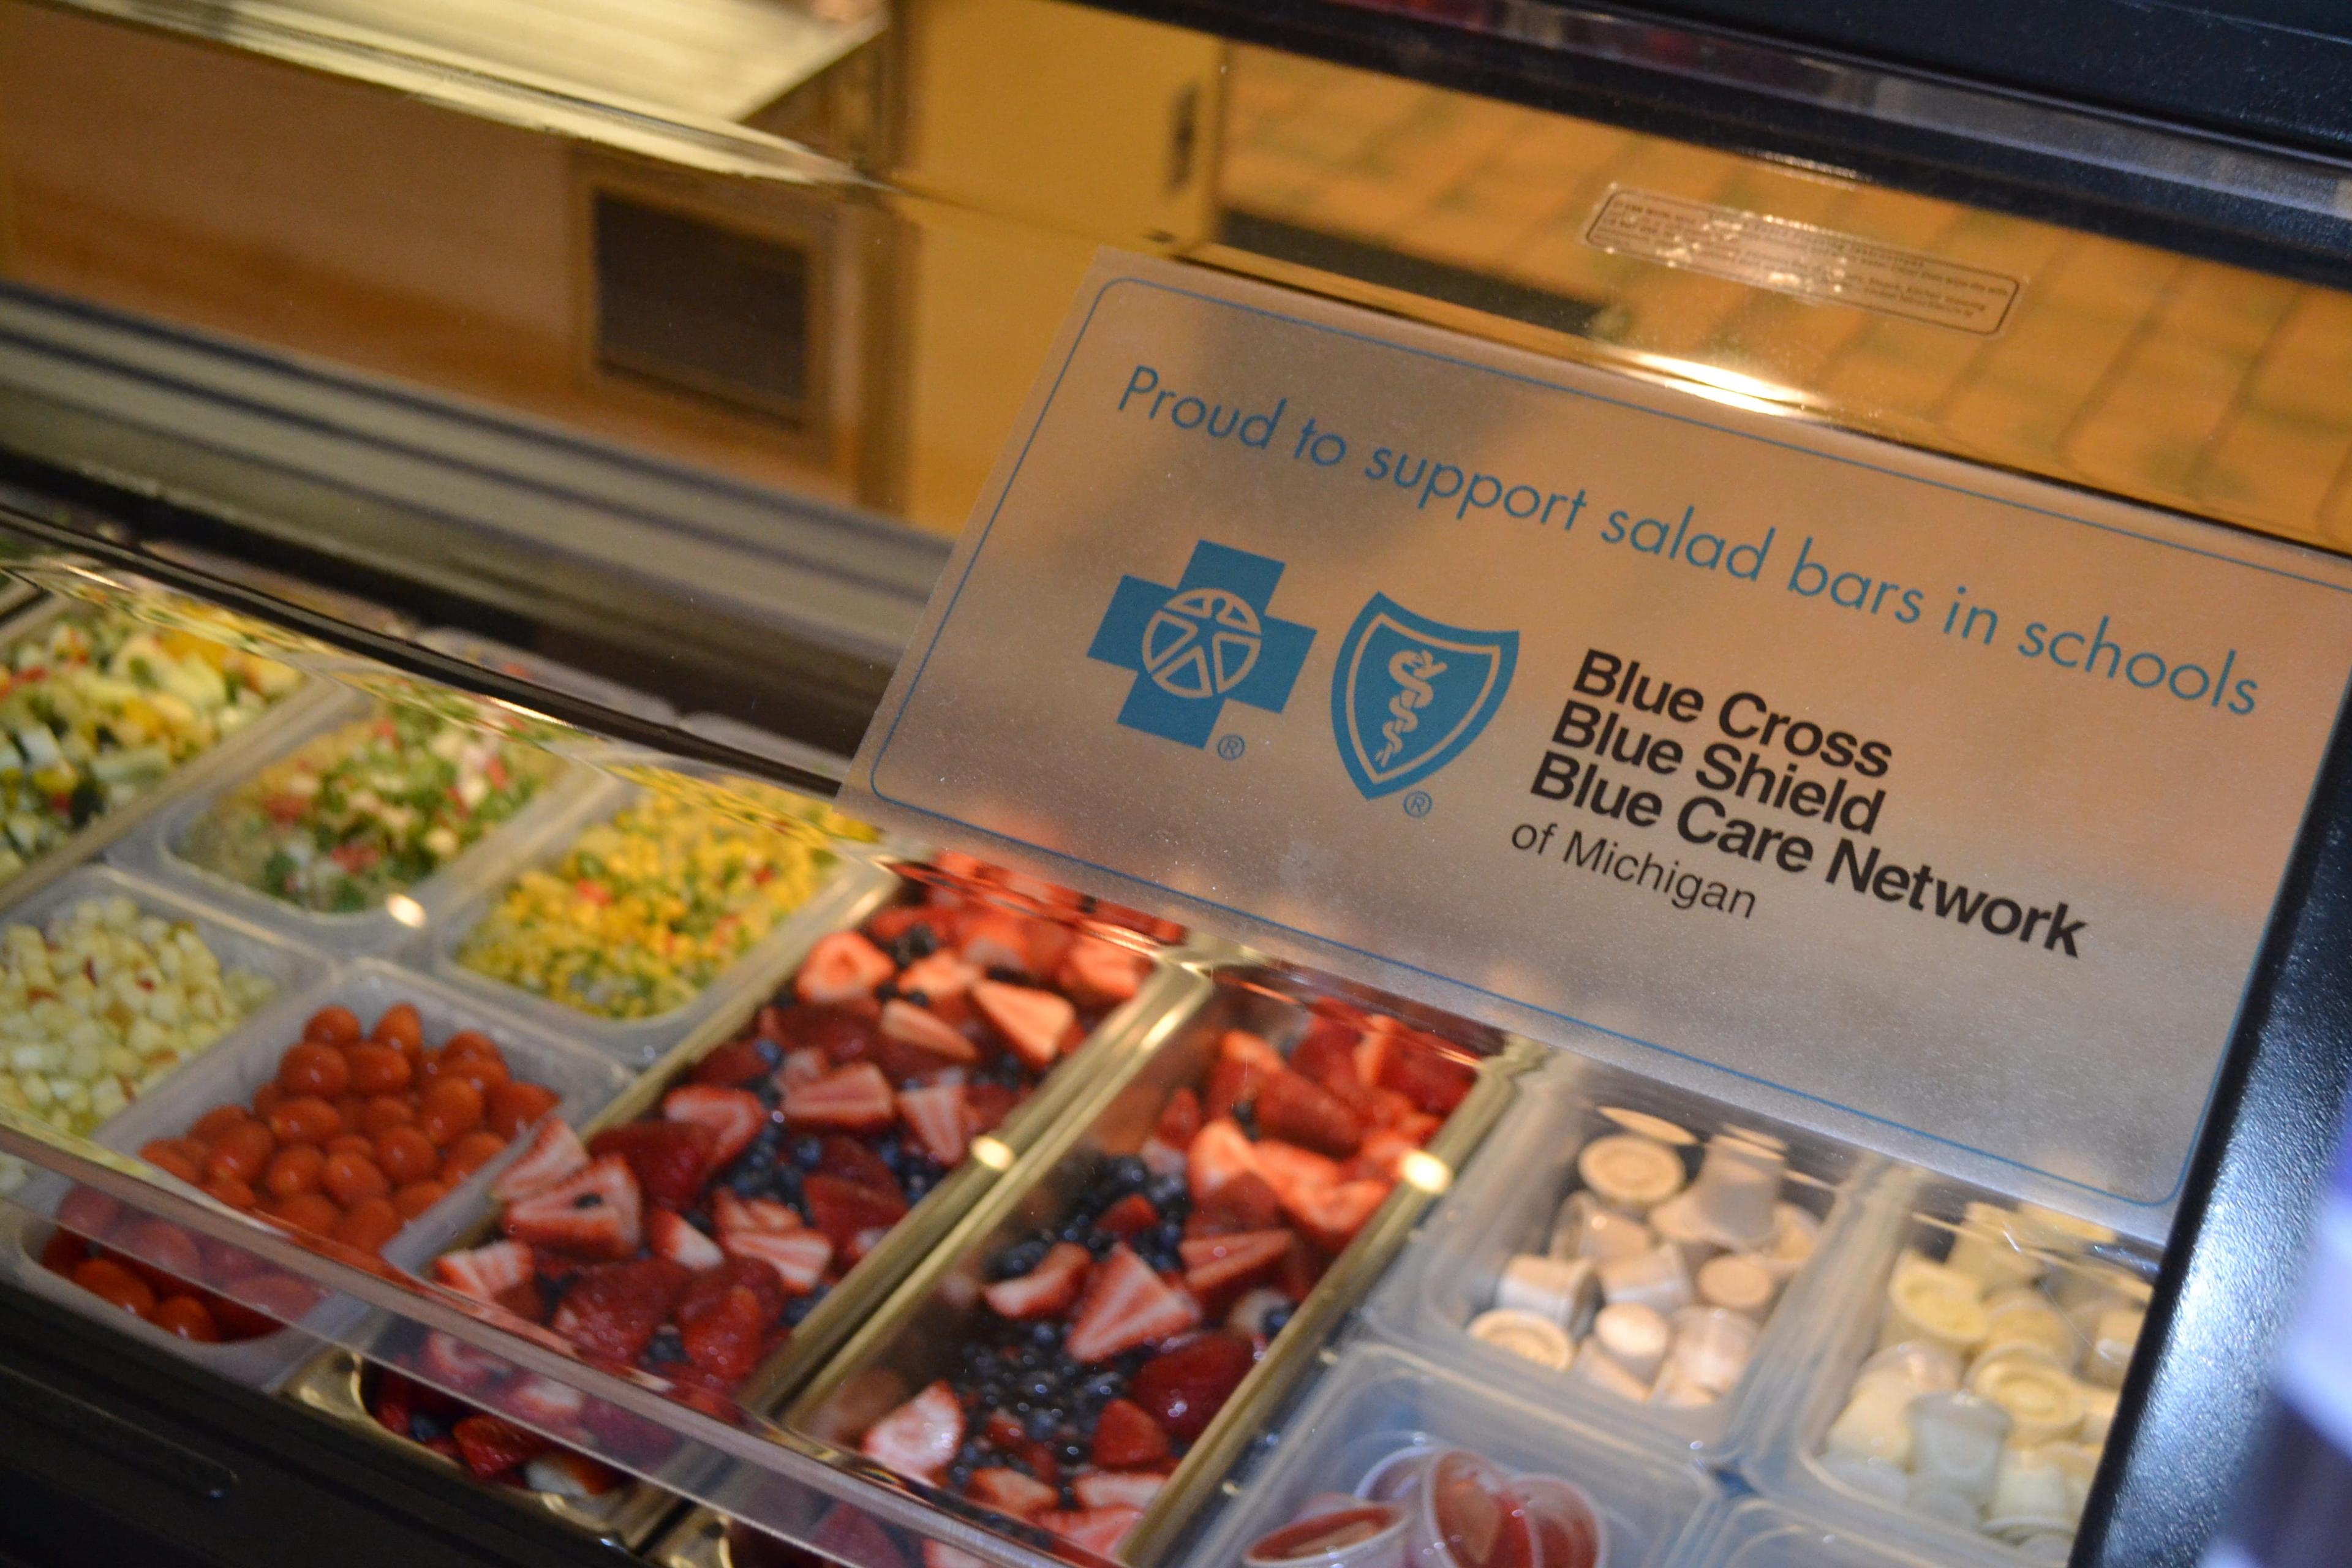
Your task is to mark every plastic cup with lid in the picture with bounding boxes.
[1825,1373,1922,1467]
[1548,1193,1652,1267]
[1494,1254,1596,1332]
[1943,1202,2042,1294]
[1755,1202,1820,1282]
[1684,1136,1782,1246]
[1599,1243,1693,1316]
[1906,1390,2009,1502]
[1982,1288,2078,1370]
[1646,1193,1727,1275]
[1510,1476,1605,1568]
[1985,1444,2080,1536]
[1246,1501,1412,1568]
[1968,1346,2087,1444]
[1411,1449,1543,1568]
[1879,1256,1989,1354]
[1665,1305,1758,1398]
[2084,1307,2144,1389]
[1861,1339,1964,1394]
[1567,1338,1654,1403]
[1467,1308,1573,1371]
[1697,1253,1779,1317]
[1589,1301,1671,1383]
[1576,1134,1686,1213]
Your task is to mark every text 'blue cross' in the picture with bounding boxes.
[1087,541,1317,748]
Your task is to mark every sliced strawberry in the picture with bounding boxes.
[420,1329,505,1392]
[1037,1507,1143,1556]
[549,1257,691,1363]
[453,1414,547,1479]
[958,913,1034,976]
[844,1226,891,1265]
[818,1134,904,1198]
[723,1227,833,1294]
[876,998,981,1067]
[861,1380,963,1482]
[1057,934,1146,1006]
[1258,1070,1364,1158]
[524,1450,622,1498]
[710,1189,803,1236]
[1066,1244,1203,1362]
[1179,1229,1293,1300]
[1204,1057,1265,1121]
[432,1239,535,1302]
[1379,1035,1476,1115]
[779,1046,829,1091]
[1291,1018,1363,1090]
[588,1121,715,1212]
[864,904,933,944]
[690,1038,774,1089]
[1098,1193,1160,1240]
[1220,1030,1286,1072]
[1251,1139,1343,1210]
[1132,1332,1254,1440]
[805,1174,908,1251]
[897,951,982,1002]
[1187,1118,1261,1200]
[648,1208,726,1271]
[971,982,1076,1069]
[1348,1129,1421,1183]
[1139,1136,1187,1180]
[783,1063,897,1131]
[1075,1471,1168,1510]
[506,1373,587,1428]
[663,1085,767,1168]
[932,850,991,884]
[796,931,896,1005]
[1090,1397,1172,1469]
[489,1118,588,1203]
[924,1542,992,1568]
[970,1467,1060,1518]
[492,1277,548,1321]
[676,1274,771,1382]
[503,1156,643,1260]
[808,1507,915,1568]
[1279,1236,1330,1302]
[1189,1170,1283,1237]
[1288,1178,1392,1254]
[1023,917,1076,981]
[898,1084,973,1166]
[981,1240,1091,1319]
[1155,1087,1203,1148]
[963,1082,1019,1135]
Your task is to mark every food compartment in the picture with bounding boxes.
[788,967,1522,1566]
[21,961,636,1383]
[1752,1180,2154,1564]
[0,865,334,1193]
[372,864,1200,1511]
[0,596,312,895]
[126,688,591,956]
[1362,1052,1872,1461]
[430,766,878,1058]
[1187,1341,1717,1568]
[1669,1496,1978,1568]
[282,1348,684,1548]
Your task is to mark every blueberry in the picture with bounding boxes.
[756,1080,782,1109]
[1028,1321,1063,1349]
[892,924,938,964]
[647,1325,687,1365]
[992,1239,1049,1282]
[904,1171,934,1202]
[957,1437,990,1468]
[409,1411,448,1443]
[1084,1373,1123,1406]
[1058,1438,1088,1466]
[1262,1305,1294,1336]
[729,1169,766,1196]
[948,1462,974,1490]
[1107,1156,1149,1194]
[901,989,929,1010]
[793,1136,825,1170]
[1060,1482,1080,1510]
[875,981,899,1003]
[1059,1219,1093,1246]
[783,1295,820,1326]
[1234,1103,1260,1139]
[754,1037,784,1068]
[875,1136,906,1172]
[986,966,1026,985]
[687,1210,716,1235]
[1005,1454,1035,1479]
[1025,1406,1060,1441]
[1146,1174,1187,1210]
[1150,1221,1184,1254]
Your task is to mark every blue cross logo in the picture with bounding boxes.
[1087,541,1316,748]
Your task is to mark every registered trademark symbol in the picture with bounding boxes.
[1216,734,1246,761]
[1403,791,1433,818]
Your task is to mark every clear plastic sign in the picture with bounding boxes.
[846,251,2352,1237]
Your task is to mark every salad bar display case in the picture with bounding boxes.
[2,2,2352,1568]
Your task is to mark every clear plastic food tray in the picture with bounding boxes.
[15,959,638,1390]
[423,769,886,1066]
[114,686,600,958]
[0,595,331,911]
[1668,1496,1970,1568]
[1359,1049,1881,1464]
[0,864,337,1127]
[1740,1172,2155,1566]
[1184,1340,1720,1568]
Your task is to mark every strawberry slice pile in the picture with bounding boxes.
[391,865,1175,1499]
[854,1003,1476,1555]
[364,1365,627,1499]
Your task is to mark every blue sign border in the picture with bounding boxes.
[868,270,2352,1214]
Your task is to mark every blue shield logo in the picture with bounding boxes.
[1331,595,1518,799]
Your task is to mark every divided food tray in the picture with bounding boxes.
[0,595,331,910]
[1741,1170,2155,1566]
[785,964,1529,1567]
[421,767,877,1065]
[1360,1049,1881,1464]
[282,1347,687,1550]
[1185,1341,1719,1568]
[115,685,600,958]
[17,960,636,1390]
[304,867,1204,1539]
